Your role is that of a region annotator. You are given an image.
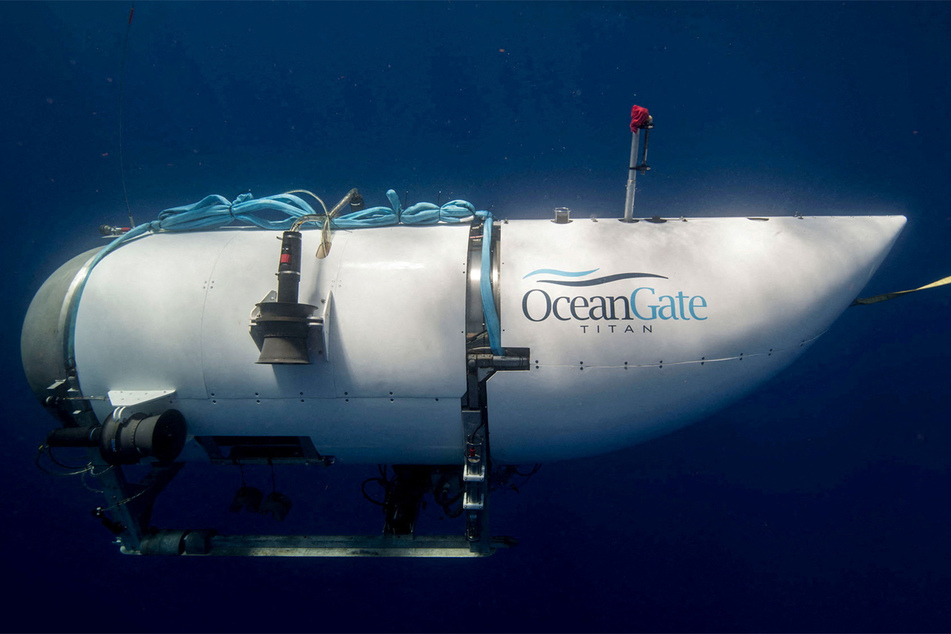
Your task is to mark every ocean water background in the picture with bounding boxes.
[3,2,950,632]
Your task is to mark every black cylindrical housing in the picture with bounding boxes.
[47,410,187,465]
[47,425,102,448]
[349,190,365,212]
[99,409,188,465]
[277,230,302,304]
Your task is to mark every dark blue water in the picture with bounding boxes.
[3,2,950,632]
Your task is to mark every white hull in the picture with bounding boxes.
[26,214,905,464]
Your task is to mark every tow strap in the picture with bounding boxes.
[851,275,951,306]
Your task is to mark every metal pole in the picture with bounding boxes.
[622,130,640,222]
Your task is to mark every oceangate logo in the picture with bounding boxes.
[521,268,709,323]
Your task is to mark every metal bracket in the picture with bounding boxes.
[107,389,176,408]
[249,291,323,365]
[44,375,102,428]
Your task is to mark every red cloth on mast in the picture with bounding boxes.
[630,105,650,132]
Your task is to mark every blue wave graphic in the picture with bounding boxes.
[523,268,599,280]
[537,272,668,287]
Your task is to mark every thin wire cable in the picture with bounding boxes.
[118,3,135,227]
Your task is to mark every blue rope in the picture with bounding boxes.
[477,211,504,356]
[330,192,477,228]
[64,189,502,365]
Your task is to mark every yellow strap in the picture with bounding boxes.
[851,275,951,306]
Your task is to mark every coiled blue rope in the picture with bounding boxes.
[65,189,502,365]
[332,189,477,228]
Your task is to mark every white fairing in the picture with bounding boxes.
[490,216,905,462]
[70,215,905,464]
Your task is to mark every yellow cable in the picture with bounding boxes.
[851,275,951,306]
[284,189,329,216]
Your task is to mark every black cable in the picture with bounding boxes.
[490,464,542,493]
[46,445,89,471]
[467,418,486,444]
[432,471,464,518]
[34,444,91,476]
[361,465,394,506]
[514,464,542,477]
[360,478,390,506]
[117,2,135,227]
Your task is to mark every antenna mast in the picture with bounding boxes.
[622,104,653,222]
